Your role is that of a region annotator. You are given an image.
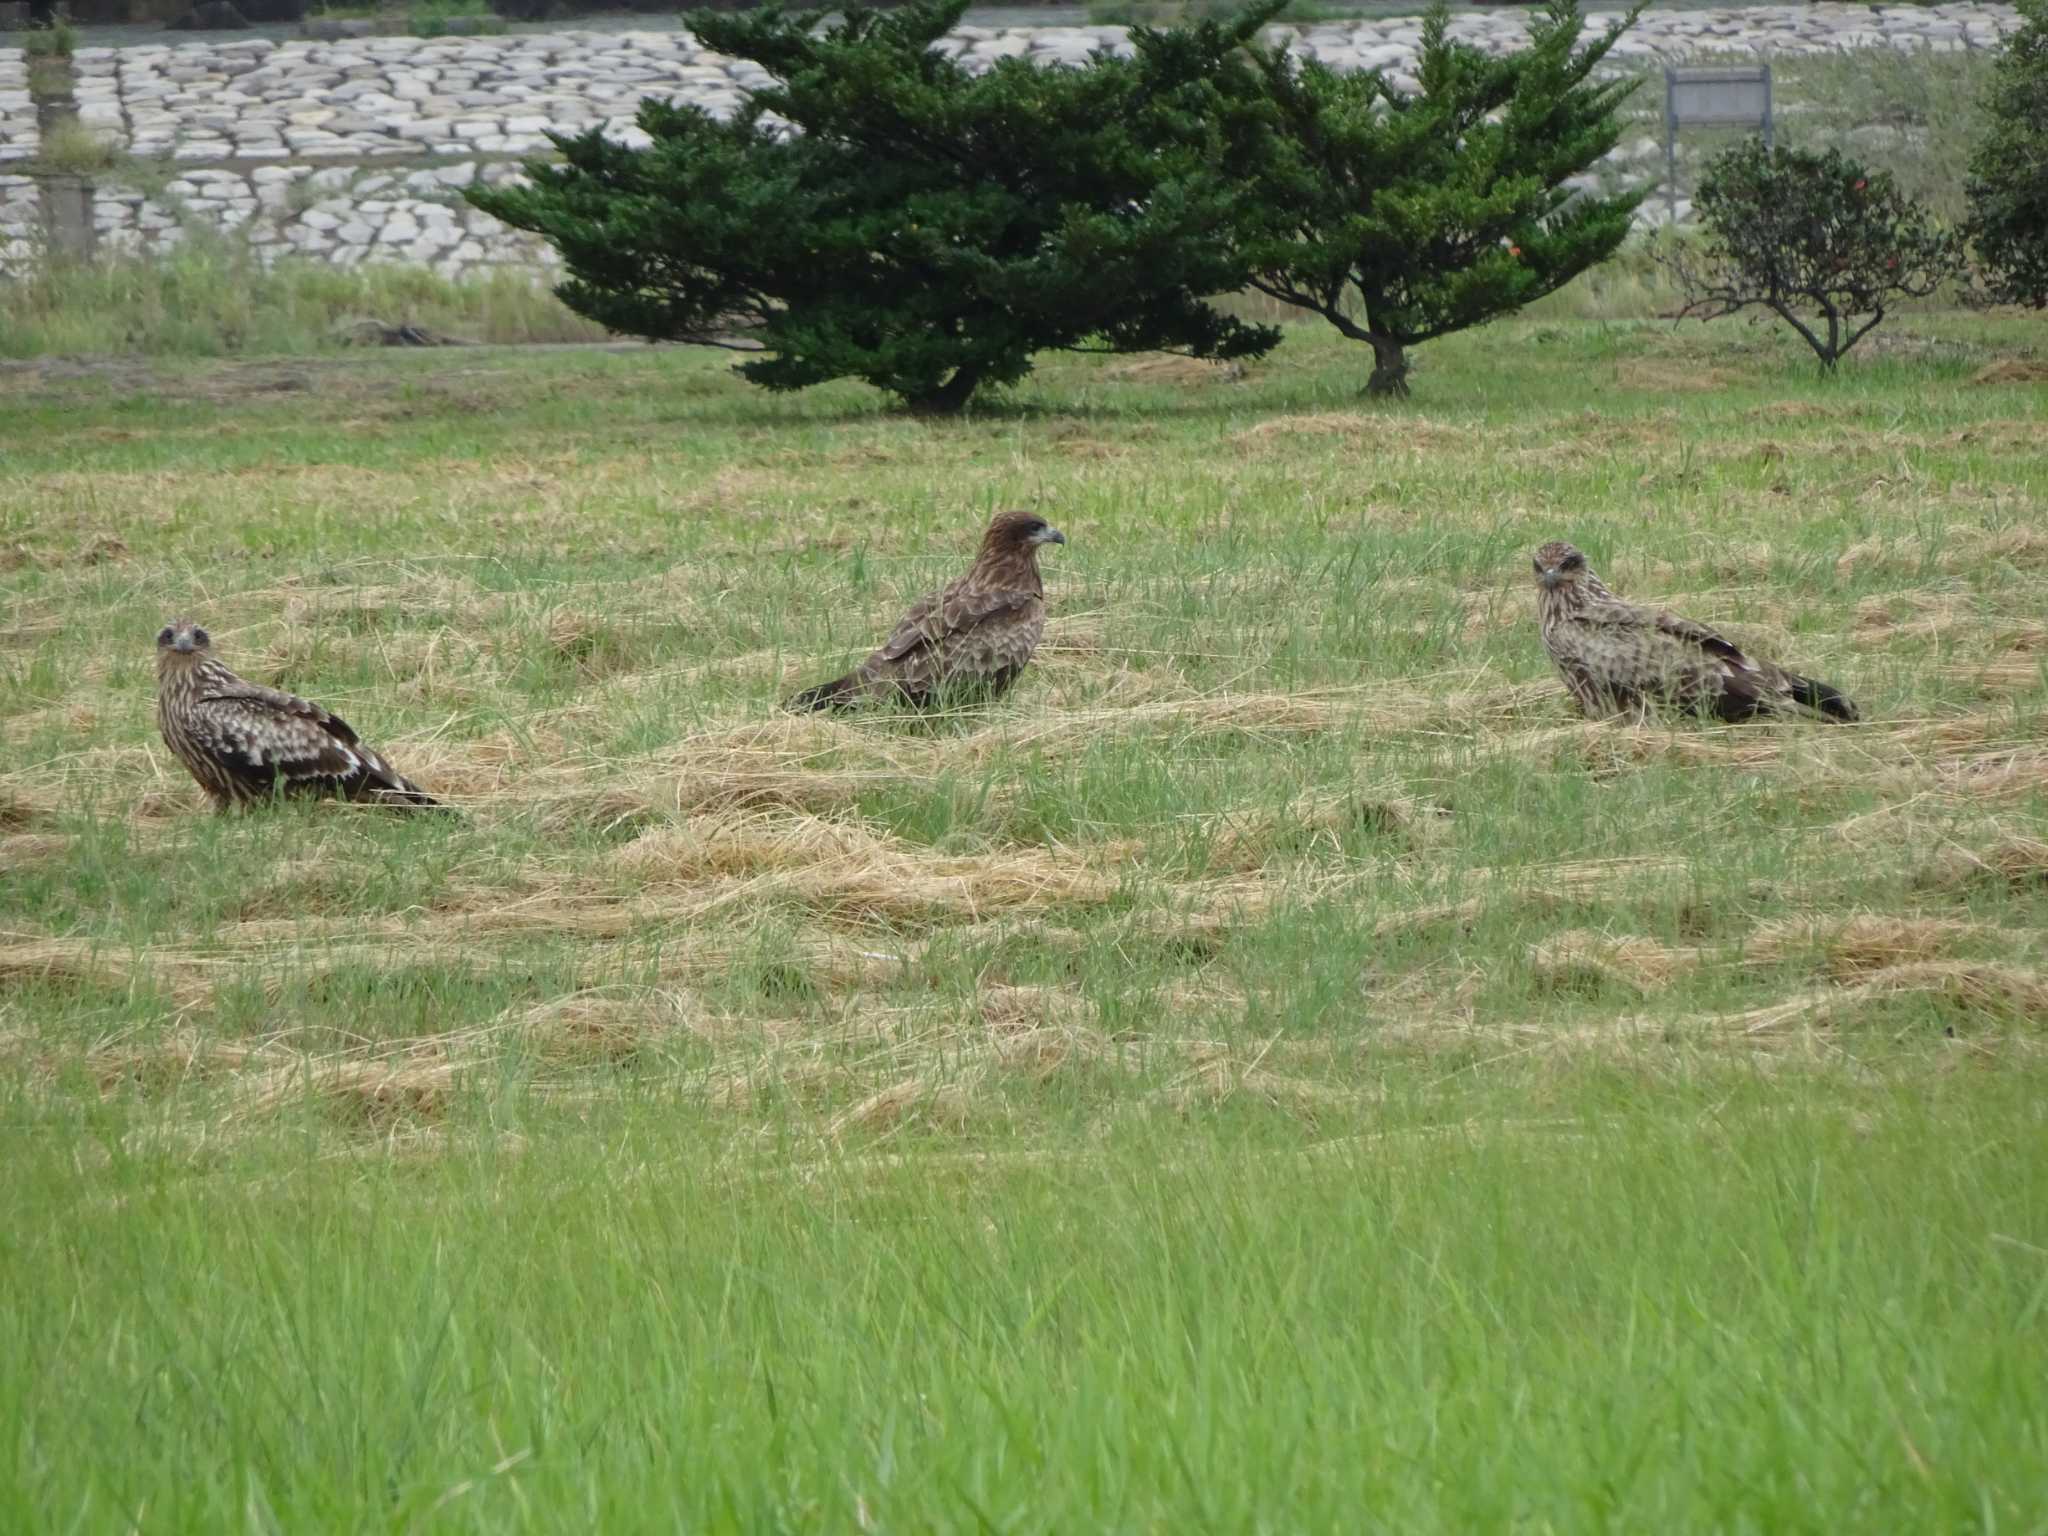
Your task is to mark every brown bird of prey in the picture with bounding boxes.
[155,619,443,810]
[786,510,1066,713]
[1532,542,1858,724]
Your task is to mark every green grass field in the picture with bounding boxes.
[4,314,2047,1530]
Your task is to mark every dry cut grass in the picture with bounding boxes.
[1,322,2044,1149]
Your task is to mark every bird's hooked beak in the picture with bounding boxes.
[1031,525,1066,547]
[1537,567,1565,591]
[173,632,197,653]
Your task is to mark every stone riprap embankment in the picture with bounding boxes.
[92,160,553,276]
[0,4,2025,279]
[0,171,37,269]
[60,6,2023,164]
[0,50,33,163]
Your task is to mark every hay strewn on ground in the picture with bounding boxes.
[3,311,2045,1531]
[2,317,2042,1147]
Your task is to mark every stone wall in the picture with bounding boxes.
[58,8,2026,165]
[67,31,712,160]
[0,4,2027,283]
[0,170,36,268]
[0,47,35,163]
[92,159,556,276]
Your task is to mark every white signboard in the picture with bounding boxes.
[1664,66,1774,220]
[1669,73,1774,127]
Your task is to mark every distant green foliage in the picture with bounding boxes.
[1763,50,1994,224]
[1670,140,1967,368]
[469,0,1283,414]
[31,120,124,177]
[22,20,77,57]
[1084,0,1362,24]
[1966,0,2048,307]
[0,236,603,358]
[1226,0,1647,395]
[409,0,507,37]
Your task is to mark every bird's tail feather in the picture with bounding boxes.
[357,753,451,811]
[1786,674,1859,723]
[785,672,863,713]
[369,776,447,810]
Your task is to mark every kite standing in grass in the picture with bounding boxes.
[1531,542,1858,724]
[786,510,1066,713]
[155,619,444,810]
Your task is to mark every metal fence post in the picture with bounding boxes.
[1665,67,1678,225]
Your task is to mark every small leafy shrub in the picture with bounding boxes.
[410,0,506,36]
[1762,50,1995,225]
[27,54,72,98]
[22,20,78,57]
[407,0,503,34]
[33,120,123,177]
[1965,0,2048,307]
[1665,139,1966,368]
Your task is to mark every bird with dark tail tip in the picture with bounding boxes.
[786,510,1066,714]
[1531,542,1859,724]
[155,619,446,810]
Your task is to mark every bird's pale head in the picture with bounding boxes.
[1532,541,1593,593]
[155,619,214,669]
[982,509,1066,555]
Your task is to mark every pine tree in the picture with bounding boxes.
[1232,0,1645,396]
[467,0,1282,413]
[1966,0,2048,309]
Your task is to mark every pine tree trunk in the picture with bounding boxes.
[1363,336,1410,398]
[904,364,985,416]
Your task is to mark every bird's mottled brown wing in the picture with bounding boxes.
[1544,582,1855,725]
[1550,652,1609,716]
[189,686,374,794]
[869,587,950,665]
[859,579,1044,701]
[1571,596,1766,716]
[202,680,359,738]
[1647,609,1752,669]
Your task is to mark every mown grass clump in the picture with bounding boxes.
[21,19,76,58]
[27,119,122,178]
[409,0,507,36]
